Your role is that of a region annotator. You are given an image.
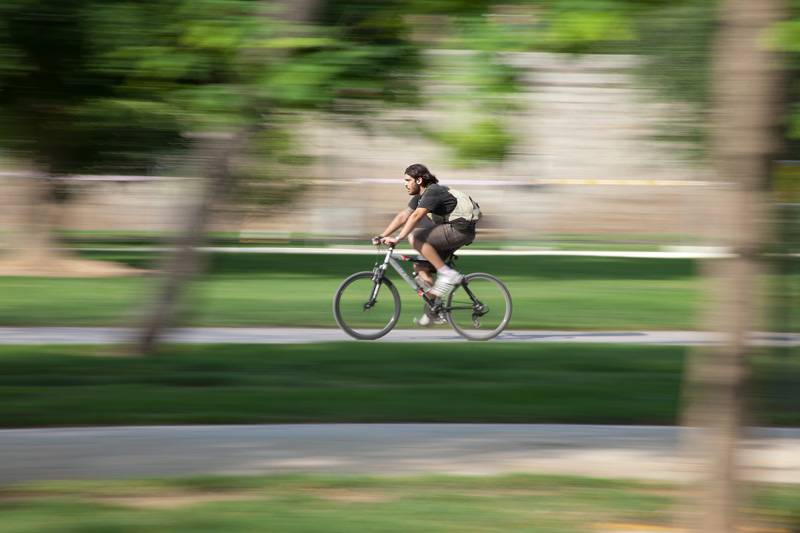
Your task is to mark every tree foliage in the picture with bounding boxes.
[1,0,797,177]
[0,0,424,179]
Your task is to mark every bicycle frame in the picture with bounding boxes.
[370,245,485,317]
[371,245,435,305]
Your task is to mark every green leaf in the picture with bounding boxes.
[541,10,637,50]
[431,117,514,166]
[256,37,340,50]
[767,20,800,52]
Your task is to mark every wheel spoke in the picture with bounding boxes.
[334,272,401,340]
[446,273,511,341]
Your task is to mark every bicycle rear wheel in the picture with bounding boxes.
[333,271,401,340]
[445,273,512,341]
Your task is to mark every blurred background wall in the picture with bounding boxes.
[0,51,715,244]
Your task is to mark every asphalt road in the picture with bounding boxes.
[1,327,799,345]
[2,329,795,486]
[1,424,797,486]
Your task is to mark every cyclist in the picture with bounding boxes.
[373,163,477,325]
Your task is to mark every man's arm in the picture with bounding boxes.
[396,207,429,240]
[377,208,412,240]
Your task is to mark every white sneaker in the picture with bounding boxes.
[428,270,463,298]
[415,314,433,327]
[415,308,446,327]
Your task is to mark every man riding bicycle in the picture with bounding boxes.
[373,163,478,326]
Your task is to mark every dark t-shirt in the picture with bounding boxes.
[408,184,457,223]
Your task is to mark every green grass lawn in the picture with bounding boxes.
[1,251,796,330]
[0,343,797,428]
[0,252,710,329]
[1,474,797,533]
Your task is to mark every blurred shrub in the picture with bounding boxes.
[432,118,515,164]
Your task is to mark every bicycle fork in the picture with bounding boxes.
[364,281,381,310]
[364,250,394,310]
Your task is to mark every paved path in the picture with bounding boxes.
[0,327,798,345]
[1,424,797,485]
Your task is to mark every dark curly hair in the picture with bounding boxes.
[404,163,438,186]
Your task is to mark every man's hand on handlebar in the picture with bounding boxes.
[371,235,398,246]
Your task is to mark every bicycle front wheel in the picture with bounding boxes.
[333,271,401,340]
[445,273,512,341]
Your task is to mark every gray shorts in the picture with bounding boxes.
[412,222,475,261]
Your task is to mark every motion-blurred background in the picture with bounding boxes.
[0,0,797,249]
[0,1,798,532]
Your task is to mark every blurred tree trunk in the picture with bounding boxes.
[0,174,138,277]
[133,134,240,355]
[131,0,322,356]
[680,1,786,532]
[3,175,64,262]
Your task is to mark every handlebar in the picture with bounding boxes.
[371,236,396,249]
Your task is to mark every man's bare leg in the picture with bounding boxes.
[407,232,445,268]
[415,241,461,297]
[408,233,435,287]
[409,234,461,296]
[413,240,453,285]
[408,237,443,326]
[417,242,445,269]
[413,263,435,287]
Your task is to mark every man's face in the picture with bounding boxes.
[404,174,421,195]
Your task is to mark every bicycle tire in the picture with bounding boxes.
[333,271,401,340]
[445,272,512,341]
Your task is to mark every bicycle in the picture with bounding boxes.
[333,243,512,341]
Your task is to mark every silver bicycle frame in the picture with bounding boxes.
[372,245,476,313]
[375,246,419,290]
